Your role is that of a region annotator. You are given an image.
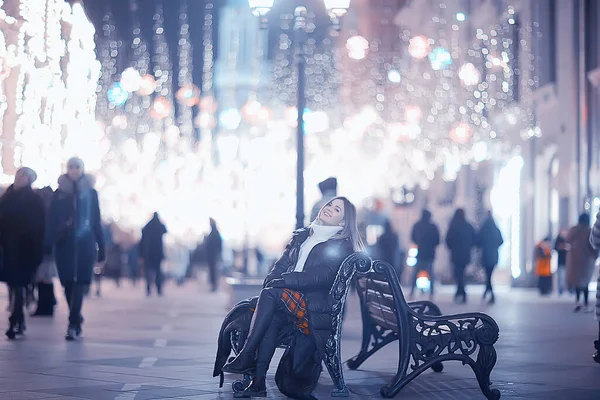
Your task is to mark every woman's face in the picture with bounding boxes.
[319,198,345,226]
[67,163,83,181]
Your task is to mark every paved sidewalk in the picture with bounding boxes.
[0,280,598,399]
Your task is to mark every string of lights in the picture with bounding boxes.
[0,1,98,186]
[150,0,174,129]
[97,8,118,117]
[120,0,152,137]
[0,9,10,146]
[259,1,539,192]
[175,0,195,138]
[201,2,214,96]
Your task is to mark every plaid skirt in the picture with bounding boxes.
[281,289,310,335]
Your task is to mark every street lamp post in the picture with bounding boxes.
[248,0,351,230]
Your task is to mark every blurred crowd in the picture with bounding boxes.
[0,159,224,341]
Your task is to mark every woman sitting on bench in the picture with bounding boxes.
[222,196,364,398]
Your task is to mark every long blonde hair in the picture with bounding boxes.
[316,196,365,251]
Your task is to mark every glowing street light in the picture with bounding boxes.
[248,0,351,229]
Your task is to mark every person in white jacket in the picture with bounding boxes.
[588,212,600,363]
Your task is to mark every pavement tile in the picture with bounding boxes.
[0,282,598,399]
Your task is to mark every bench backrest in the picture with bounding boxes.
[355,260,412,333]
[328,251,372,319]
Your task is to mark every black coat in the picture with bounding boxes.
[215,227,353,398]
[264,227,354,337]
[445,219,476,266]
[0,185,45,286]
[377,230,399,268]
[45,175,104,285]
[411,219,440,261]
[204,227,222,265]
[139,216,167,264]
[477,218,504,268]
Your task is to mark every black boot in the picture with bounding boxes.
[15,316,26,335]
[234,376,267,398]
[222,289,278,374]
[31,283,55,317]
[223,352,256,375]
[66,319,83,341]
[6,313,24,339]
[594,340,600,364]
[76,315,84,337]
[5,321,16,339]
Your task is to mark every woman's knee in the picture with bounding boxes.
[259,287,281,301]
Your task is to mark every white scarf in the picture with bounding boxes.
[294,223,342,272]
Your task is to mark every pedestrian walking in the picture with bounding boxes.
[204,218,222,292]
[139,212,167,296]
[477,211,504,304]
[0,167,46,338]
[566,214,597,312]
[445,209,476,304]
[376,219,402,279]
[45,157,105,341]
[410,209,440,298]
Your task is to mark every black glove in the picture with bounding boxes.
[266,278,286,288]
[97,247,106,263]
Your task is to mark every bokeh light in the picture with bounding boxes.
[408,35,430,59]
[137,74,157,96]
[107,82,129,106]
[428,47,452,70]
[219,108,242,130]
[387,69,401,83]
[120,67,142,92]
[346,35,369,60]
[458,63,481,86]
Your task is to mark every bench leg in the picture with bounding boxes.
[231,373,253,393]
[471,345,501,400]
[324,335,349,397]
[380,358,412,398]
[346,331,397,370]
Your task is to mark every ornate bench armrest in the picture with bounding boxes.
[408,301,442,317]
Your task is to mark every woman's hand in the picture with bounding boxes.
[266,278,286,288]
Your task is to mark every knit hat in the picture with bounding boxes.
[66,157,85,172]
[16,167,37,184]
[318,177,337,194]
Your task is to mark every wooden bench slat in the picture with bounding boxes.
[366,301,398,321]
[357,277,394,296]
[365,289,397,312]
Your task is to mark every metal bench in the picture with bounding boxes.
[227,252,373,397]
[347,260,501,400]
